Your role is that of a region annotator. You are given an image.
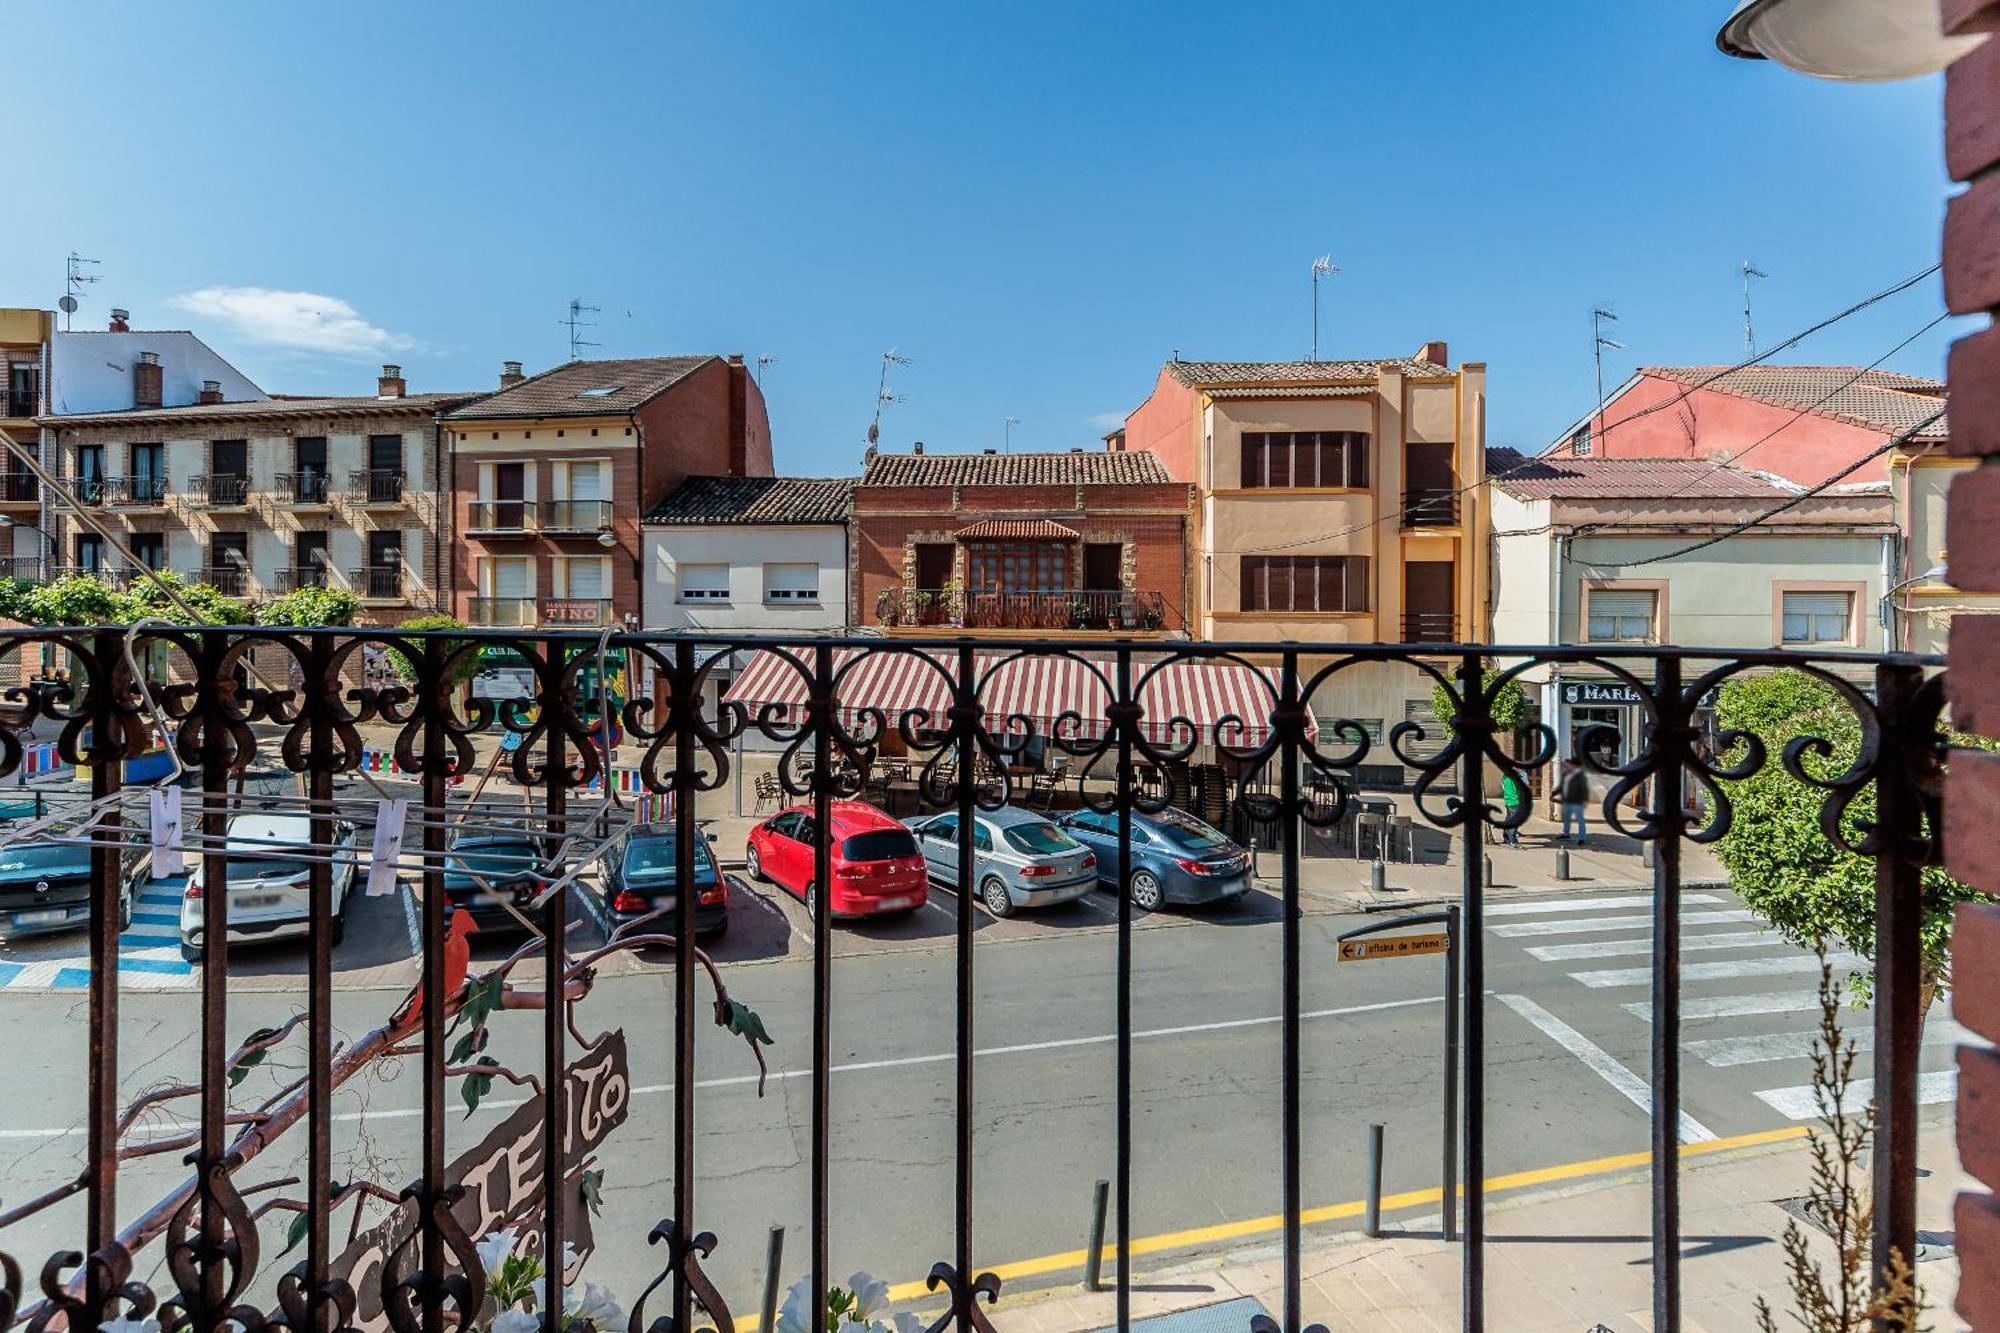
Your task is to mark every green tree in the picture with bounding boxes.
[257,585,360,628]
[1430,667,1533,732]
[389,614,481,686]
[123,569,249,626]
[17,574,129,627]
[1713,670,1989,1013]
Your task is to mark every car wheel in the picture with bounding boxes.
[703,917,730,939]
[980,876,1015,918]
[804,883,820,920]
[179,940,202,964]
[1130,870,1166,912]
[329,910,347,950]
[745,844,764,881]
[118,894,132,934]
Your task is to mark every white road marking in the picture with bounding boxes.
[1624,990,1824,1022]
[1688,1018,1975,1068]
[400,882,421,957]
[1492,910,1756,938]
[1496,992,1716,1143]
[1571,952,1863,989]
[0,993,1447,1139]
[1485,893,1721,918]
[1527,930,1776,962]
[1755,1069,1957,1121]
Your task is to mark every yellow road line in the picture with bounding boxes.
[876,1124,1808,1303]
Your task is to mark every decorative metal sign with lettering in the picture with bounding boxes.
[1560,680,1646,706]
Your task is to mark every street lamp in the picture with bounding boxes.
[1716,0,1985,80]
[1879,563,1947,629]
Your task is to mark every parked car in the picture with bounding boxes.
[442,830,553,932]
[902,805,1096,917]
[1056,806,1253,910]
[745,801,928,920]
[177,812,358,961]
[0,840,131,942]
[599,823,728,937]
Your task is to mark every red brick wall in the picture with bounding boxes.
[850,480,1193,629]
[633,357,775,517]
[1942,6,2000,1328]
[450,446,644,622]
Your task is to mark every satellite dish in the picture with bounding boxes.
[866,422,880,445]
[58,296,78,314]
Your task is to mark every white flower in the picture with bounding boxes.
[846,1272,889,1322]
[888,1314,925,1333]
[565,1282,625,1331]
[774,1277,816,1333]
[475,1227,521,1278]
[491,1309,540,1333]
[99,1318,161,1333]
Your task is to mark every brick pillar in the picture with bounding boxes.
[1944,5,2000,1329]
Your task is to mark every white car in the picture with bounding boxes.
[177,812,358,961]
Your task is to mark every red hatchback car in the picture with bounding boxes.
[745,801,929,919]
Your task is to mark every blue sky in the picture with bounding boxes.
[7,3,1956,471]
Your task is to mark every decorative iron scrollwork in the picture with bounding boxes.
[625,1217,732,1333]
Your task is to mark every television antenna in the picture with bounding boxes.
[1003,415,1020,451]
[1592,307,1625,444]
[755,354,777,387]
[63,253,101,331]
[1741,261,1769,356]
[1310,255,1339,362]
[560,299,601,360]
[866,348,912,446]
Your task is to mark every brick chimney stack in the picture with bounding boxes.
[727,353,749,476]
[499,360,526,389]
[1417,340,1449,368]
[108,308,130,333]
[378,364,406,399]
[133,351,163,408]
[197,380,224,405]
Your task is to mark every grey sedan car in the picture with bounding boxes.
[902,805,1097,917]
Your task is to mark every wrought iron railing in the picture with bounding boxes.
[1403,611,1460,643]
[349,564,406,600]
[877,587,1173,631]
[101,474,167,506]
[276,471,331,505]
[1401,487,1460,528]
[0,628,1947,1333]
[0,472,39,504]
[349,469,407,505]
[271,564,329,592]
[189,474,250,508]
[198,564,251,596]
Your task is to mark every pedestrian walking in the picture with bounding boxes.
[1500,769,1527,846]
[1559,760,1590,845]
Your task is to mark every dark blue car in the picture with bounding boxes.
[1055,806,1253,910]
[599,824,729,937]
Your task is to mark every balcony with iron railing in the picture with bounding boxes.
[58,475,110,507]
[877,586,1173,633]
[102,474,168,506]
[0,556,44,581]
[347,468,407,505]
[189,473,251,508]
[0,626,1956,1333]
[275,470,332,506]
[1401,610,1460,643]
[350,564,406,601]
[0,472,39,505]
[270,564,330,592]
[540,498,615,533]
[198,564,251,596]
[1401,486,1461,528]
[466,498,535,534]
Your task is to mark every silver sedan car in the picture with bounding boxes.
[903,805,1097,917]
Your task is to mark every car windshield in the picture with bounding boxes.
[0,845,87,877]
[842,829,918,862]
[227,857,312,882]
[624,836,715,879]
[1154,811,1233,852]
[450,841,540,872]
[1002,822,1079,856]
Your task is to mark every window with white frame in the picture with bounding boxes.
[1781,590,1853,645]
[1569,425,1593,457]
[679,563,731,603]
[478,556,534,599]
[553,555,609,601]
[559,459,608,500]
[1585,588,1656,643]
[764,562,821,603]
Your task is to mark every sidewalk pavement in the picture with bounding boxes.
[979,1133,1963,1333]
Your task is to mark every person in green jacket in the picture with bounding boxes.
[1499,770,1527,846]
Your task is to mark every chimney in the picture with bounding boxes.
[108,308,130,333]
[913,441,925,456]
[983,448,998,455]
[499,360,526,389]
[1416,340,1449,368]
[198,379,224,405]
[378,364,406,399]
[726,353,749,476]
[134,351,163,408]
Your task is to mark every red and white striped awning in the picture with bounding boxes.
[722,649,1306,747]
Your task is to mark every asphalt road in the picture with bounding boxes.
[0,872,1966,1325]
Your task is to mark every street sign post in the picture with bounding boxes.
[1336,905,1462,1242]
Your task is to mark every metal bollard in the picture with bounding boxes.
[1555,846,1571,881]
[1363,1123,1386,1237]
[1483,853,1493,887]
[1083,1178,1110,1291]
[760,1226,785,1333]
[1642,840,1656,869]
[1370,859,1386,893]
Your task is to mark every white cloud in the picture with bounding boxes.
[1089,410,1126,429]
[169,286,417,359]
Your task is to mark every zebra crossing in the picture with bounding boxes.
[1485,889,1970,1128]
[0,881,195,991]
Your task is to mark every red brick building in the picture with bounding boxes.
[441,355,771,629]
[850,447,1193,635]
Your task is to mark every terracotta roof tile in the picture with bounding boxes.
[443,356,714,420]
[860,450,1173,487]
[644,475,854,525]
[1164,357,1447,387]
[1486,447,1801,500]
[1638,365,1948,440]
[953,518,1081,539]
[47,392,480,426]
